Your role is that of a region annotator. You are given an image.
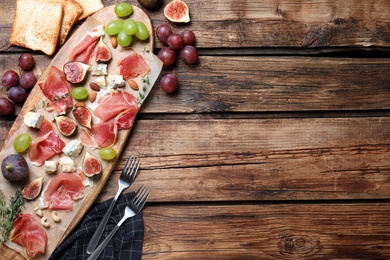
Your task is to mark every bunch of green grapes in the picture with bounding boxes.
[105,3,149,47]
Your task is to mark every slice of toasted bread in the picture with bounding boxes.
[9,0,63,55]
[48,0,83,46]
[74,0,104,20]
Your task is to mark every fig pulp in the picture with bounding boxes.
[63,61,90,84]
[164,0,190,23]
[22,177,43,200]
[95,37,112,62]
[1,154,29,181]
[55,116,77,136]
[73,106,92,129]
[83,152,102,177]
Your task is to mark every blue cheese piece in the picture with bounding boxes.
[24,111,44,128]
[44,160,58,174]
[62,139,83,158]
[92,63,108,76]
[59,156,76,172]
[107,74,125,90]
[94,76,106,89]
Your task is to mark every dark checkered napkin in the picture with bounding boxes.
[49,192,144,260]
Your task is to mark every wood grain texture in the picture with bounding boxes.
[1,0,390,259]
[2,0,390,51]
[2,55,390,113]
[141,203,390,259]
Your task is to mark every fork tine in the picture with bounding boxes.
[133,185,149,206]
[122,155,140,180]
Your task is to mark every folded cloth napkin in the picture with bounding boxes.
[49,192,144,260]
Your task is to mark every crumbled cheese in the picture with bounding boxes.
[44,161,58,174]
[59,156,76,172]
[107,74,125,90]
[24,111,44,128]
[62,139,83,158]
[94,76,106,89]
[92,63,108,76]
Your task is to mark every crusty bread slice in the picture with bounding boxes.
[74,0,104,20]
[48,0,83,46]
[9,0,63,55]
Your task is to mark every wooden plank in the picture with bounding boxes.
[147,56,390,113]
[2,55,390,113]
[92,117,390,202]
[2,0,390,51]
[142,203,390,259]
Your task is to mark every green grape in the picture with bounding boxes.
[123,18,138,35]
[118,30,132,47]
[14,133,32,153]
[71,87,89,100]
[98,147,117,160]
[105,20,123,36]
[114,3,133,17]
[135,21,149,40]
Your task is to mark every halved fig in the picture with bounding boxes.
[63,61,90,84]
[95,37,112,62]
[164,0,190,23]
[83,152,102,177]
[73,106,92,129]
[55,116,77,136]
[22,177,43,200]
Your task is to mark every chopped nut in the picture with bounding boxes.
[89,90,97,103]
[111,37,118,48]
[51,211,61,223]
[34,207,43,218]
[74,102,85,108]
[89,82,100,92]
[40,216,50,228]
[127,79,139,90]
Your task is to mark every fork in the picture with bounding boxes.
[87,185,150,260]
[86,155,140,254]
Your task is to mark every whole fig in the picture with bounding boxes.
[2,154,29,181]
[137,0,162,9]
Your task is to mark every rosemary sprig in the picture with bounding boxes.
[0,189,24,243]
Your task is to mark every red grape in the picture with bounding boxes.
[156,24,173,44]
[8,86,28,104]
[160,74,178,94]
[158,47,176,67]
[19,72,37,90]
[167,33,184,50]
[181,30,196,46]
[2,70,19,89]
[18,53,35,70]
[0,97,15,116]
[180,45,198,65]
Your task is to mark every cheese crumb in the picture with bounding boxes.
[24,111,44,128]
[107,74,125,90]
[62,139,83,158]
[59,156,76,172]
[44,161,58,174]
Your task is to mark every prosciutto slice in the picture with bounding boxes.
[118,52,150,80]
[28,120,66,166]
[94,91,139,122]
[68,24,104,64]
[39,66,73,116]
[81,91,138,148]
[42,172,84,211]
[10,213,48,258]
[80,121,118,148]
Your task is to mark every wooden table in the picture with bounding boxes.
[2,0,390,258]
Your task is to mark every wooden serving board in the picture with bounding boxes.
[2,5,161,259]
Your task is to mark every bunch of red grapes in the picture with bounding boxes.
[0,53,37,116]
[156,24,198,93]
